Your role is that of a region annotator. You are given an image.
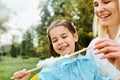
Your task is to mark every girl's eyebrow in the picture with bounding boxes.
[51,33,68,39]
[51,37,56,40]
[61,33,68,35]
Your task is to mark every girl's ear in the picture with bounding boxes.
[74,33,78,42]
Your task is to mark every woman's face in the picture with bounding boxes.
[49,26,78,55]
[94,0,119,26]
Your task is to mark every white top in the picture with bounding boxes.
[86,37,120,79]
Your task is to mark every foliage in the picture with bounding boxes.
[10,44,17,57]
[10,35,21,58]
[0,44,11,56]
[0,0,10,35]
[21,28,35,57]
[35,0,52,57]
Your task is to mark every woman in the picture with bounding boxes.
[86,0,120,79]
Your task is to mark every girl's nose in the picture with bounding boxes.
[58,39,64,45]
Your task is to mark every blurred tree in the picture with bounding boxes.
[0,1,10,35]
[10,35,20,58]
[21,27,35,58]
[0,1,11,57]
[0,44,11,56]
[35,0,52,58]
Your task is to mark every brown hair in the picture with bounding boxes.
[47,19,81,57]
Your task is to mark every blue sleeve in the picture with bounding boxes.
[38,65,60,80]
[90,58,113,80]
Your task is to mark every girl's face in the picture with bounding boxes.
[49,26,78,55]
[94,0,119,26]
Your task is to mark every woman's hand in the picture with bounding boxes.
[13,69,31,80]
[93,38,120,70]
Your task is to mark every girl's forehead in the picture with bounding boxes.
[51,26,68,32]
[49,26,69,38]
[50,26,69,34]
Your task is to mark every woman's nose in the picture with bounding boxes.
[97,4,105,12]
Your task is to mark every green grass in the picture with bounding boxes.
[0,56,40,80]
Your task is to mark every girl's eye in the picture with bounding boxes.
[52,39,57,43]
[62,35,67,39]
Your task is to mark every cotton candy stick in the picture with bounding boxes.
[11,46,92,79]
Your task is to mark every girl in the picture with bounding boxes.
[86,0,120,79]
[13,20,112,80]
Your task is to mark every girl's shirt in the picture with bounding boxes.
[86,37,120,79]
[38,54,112,80]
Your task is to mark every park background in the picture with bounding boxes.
[0,0,94,80]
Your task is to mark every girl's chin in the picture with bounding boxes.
[60,53,70,56]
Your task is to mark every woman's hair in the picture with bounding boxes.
[47,19,81,57]
[93,0,120,39]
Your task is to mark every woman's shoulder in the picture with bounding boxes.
[88,37,100,46]
[86,37,100,56]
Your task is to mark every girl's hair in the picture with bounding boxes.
[47,19,81,57]
[93,0,120,39]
